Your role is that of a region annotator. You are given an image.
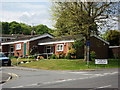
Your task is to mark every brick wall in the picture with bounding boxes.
[90,37,109,59]
[55,42,69,56]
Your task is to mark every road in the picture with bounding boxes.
[1,66,119,89]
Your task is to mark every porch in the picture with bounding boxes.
[38,45,55,59]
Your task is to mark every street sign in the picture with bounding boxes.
[86,41,90,46]
[95,59,108,64]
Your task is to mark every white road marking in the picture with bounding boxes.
[11,86,24,88]
[68,72,88,74]
[8,73,18,77]
[97,85,111,88]
[10,71,118,88]
[83,74,94,75]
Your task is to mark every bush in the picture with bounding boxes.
[40,56,44,60]
[28,55,35,59]
[59,53,65,59]
[51,54,57,59]
[68,48,76,54]
[90,51,96,60]
[65,53,71,59]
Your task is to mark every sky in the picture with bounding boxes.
[0,0,54,28]
[0,0,119,31]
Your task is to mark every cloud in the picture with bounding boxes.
[1,11,22,21]
[1,0,51,2]
[1,2,54,28]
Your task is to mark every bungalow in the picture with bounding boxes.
[38,35,109,59]
[1,33,109,59]
[1,33,53,57]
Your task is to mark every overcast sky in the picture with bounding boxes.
[0,0,54,28]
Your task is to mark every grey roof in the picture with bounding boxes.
[1,33,54,43]
[38,34,109,45]
[39,34,83,43]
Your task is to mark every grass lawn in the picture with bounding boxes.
[11,58,120,70]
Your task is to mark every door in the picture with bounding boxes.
[24,43,26,56]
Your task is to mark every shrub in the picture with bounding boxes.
[68,48,76,54]
[59,53,65,59]
[51,54,57,59]
[65,53,71,59]
[40,56,44,60]
[28,55,35,59]
[90,51,96,60]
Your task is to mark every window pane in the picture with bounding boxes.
[56,44,63,51]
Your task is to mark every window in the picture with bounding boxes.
[16,44,21,50]
[10,45,14,52]
[45,46,54,53]
[46,46,51,53]
[56,44,64,51]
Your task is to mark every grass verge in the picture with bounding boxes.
[11,58,120,70]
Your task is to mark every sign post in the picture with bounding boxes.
[86,40,90,67]
[95,59,108,68]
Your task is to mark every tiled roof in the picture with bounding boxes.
[1,33,54,43]
[39,34,83,43]
[38,34,110,45]
[1,33,54,45]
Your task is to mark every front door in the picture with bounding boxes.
[24,43,26,56]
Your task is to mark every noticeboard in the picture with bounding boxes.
[95,59,108,64]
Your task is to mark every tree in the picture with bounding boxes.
[104,30,120,46]
[1,21,53,35]
[34,24,52,35]
[2,22,10,34]
[9,21,22,34]
[20,23,32,35]
[52,1,117,61]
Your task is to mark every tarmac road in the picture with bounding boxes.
[1,66,119,89]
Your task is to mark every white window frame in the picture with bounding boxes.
[46,46,51,53]
[16,44,21,50]
[56,44,64,51]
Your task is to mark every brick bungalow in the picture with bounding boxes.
[38,34,109,59]
[1,33,53,57]
[1,33,109,59]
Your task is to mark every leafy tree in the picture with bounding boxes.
[2,22,10,34]
[52,2,117,61]
[1,21,53,35]
[104,30,120,46]
[34,24,52,35]
[20,23,32,35]
[9,21,22,34]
